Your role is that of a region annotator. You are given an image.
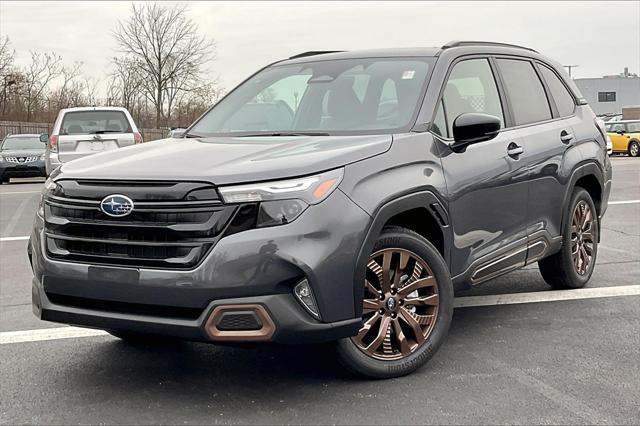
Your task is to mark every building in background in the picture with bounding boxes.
[574,68,640,115]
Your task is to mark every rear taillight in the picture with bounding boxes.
[48,135,58,152]
[134,132,143,144]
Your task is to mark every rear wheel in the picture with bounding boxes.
[628,140,639,157]
[538,188,598,289]
[336,227,453,378]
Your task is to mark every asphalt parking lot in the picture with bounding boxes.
[0,157,638,425]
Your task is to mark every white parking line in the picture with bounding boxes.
[0,236,29,242]
[0,327,107,345]
[454,284,640,308]
[609,200,640,205]
[0,191,42,195]
[1,285,638,345]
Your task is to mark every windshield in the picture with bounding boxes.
[189,57,433,137]
[60,110,132,135]
[1,136,44,150]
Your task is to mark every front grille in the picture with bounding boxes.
[44,180,236,269]
[46,292,204,320]
[6,156,39,163]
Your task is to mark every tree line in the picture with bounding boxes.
[0,3,223,129]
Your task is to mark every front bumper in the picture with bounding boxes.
[0,160,46,179]
[30,189,369,343]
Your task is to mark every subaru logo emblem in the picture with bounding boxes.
[100,194,134,217]
[386,298,397,311]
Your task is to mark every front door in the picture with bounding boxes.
[433,57,529,283]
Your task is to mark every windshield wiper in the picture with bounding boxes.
[240,132,331,137]
[184,133,203,138]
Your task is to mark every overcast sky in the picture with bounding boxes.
[1,1,639,94]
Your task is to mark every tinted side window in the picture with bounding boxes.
[435,58,504,137]
[539,64,575,117]
[497,59,552,125]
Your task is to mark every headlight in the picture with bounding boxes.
[0,155,4,162]
[219,168,344,227]
[38,176,60,216]
[219,168,344,204]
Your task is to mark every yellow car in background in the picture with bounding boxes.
[606,120,640,157]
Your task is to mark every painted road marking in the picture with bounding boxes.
[1,285,638,345]
[0,236,30,242]
[0,327,108,344]
[0,191,42,195]
[608,200,640,205]
[454,284,640,308]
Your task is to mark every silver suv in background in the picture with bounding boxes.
[44,107,142,175]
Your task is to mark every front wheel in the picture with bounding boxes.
[538,188,598,289]
[336,227,453,379]
[628,140,639,157]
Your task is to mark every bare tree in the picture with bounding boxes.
[0,35,16,115]
[0,35,14,77]
[113,3,215,127]
[53,61,83,110]
[108,57,143,110]
[22,51,62,120]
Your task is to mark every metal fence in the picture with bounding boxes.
[0,121,170,142]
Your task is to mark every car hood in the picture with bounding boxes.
[58,134,392,184]
[1,149,44,157]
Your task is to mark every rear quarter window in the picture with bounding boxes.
[496,58,552,126]
[538,64,576,117]
[60,111,132,135]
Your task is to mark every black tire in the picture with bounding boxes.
[336,226,453,379]
[538,188,598,289]
[628,140,640,157]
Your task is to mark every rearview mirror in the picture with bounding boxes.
[39,133,48,143]
[450,113,501,153]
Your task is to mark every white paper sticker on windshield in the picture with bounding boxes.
[402,70,415,80]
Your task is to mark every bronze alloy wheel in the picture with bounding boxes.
[571,200,595,275]
[352,248,439,360]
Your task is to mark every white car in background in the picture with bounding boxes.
[44,106,142,175]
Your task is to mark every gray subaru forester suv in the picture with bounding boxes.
[29,41,612,378]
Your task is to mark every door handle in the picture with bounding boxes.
[560,131,574,143]
[507,143,524,157]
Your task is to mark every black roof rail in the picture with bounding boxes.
[441,40,538,53]
[288,50,344,60]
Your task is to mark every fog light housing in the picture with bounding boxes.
[294,279,320,320]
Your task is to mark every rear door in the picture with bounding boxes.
[494,58,579,257]
[57,110,135,163]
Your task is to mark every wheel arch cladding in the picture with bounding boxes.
[574,173,602,216]
[352,191,451,317]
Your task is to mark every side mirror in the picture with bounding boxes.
[616,130,625,135]
[450,113,501,152]
[170,129,185,138]
[39,133,48,143]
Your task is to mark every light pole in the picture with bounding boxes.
[563,65,579,78]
